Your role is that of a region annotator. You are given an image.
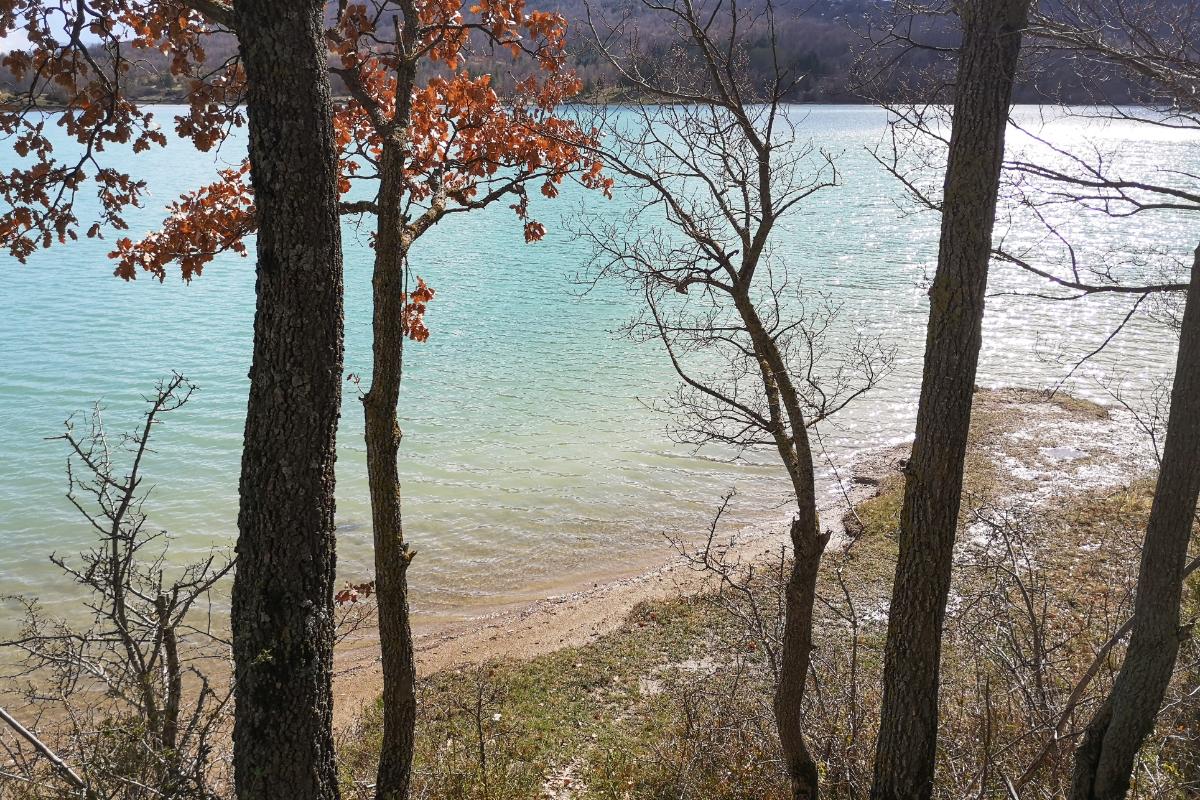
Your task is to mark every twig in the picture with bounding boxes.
[0,705,91,796]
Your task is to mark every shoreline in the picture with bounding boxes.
[331,440,906,726]
[330,386,1157,727]
[0,382,1161,791]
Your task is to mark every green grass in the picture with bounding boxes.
[337,596,787,800]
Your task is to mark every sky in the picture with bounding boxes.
[0,28,30,54]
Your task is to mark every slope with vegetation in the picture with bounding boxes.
[334,389,1199,800]
[0,0,1172,105]
[2,0,1199,799]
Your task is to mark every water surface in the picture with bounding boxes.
[0,105,1194,629]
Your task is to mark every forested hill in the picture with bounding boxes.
[550,0,876,102]
[0,1,1159,105]
[534,0,1149,104]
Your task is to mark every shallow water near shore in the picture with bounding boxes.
[0,105,1195,634]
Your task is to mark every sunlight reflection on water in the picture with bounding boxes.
[0,105,1194,630]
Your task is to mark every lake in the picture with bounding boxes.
[0,105,1194,631]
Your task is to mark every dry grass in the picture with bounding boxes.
[338,391,1199,799]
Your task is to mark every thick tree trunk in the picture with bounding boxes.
[367,139,419,800]
[1071,245,1200,800]
[871,3,1030,798]
[230,2,345,799]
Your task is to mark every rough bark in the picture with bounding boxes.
[1071,245,1200,800]
[230,2,345,798]
[366,136,420,800]
[870,2,1030,798]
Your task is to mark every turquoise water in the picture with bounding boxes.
[1,106,1195,628]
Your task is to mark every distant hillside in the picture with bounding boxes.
[549,0,878,102]
[0,1,1160,106]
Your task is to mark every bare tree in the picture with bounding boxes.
[867,2,1033,799]
[0,374,232,800]
[1032,0,1200,118]
[865,2,1200,795]
[1057,246,1199,800]
[986,6,1200,796]
[967,11,1200,794]
[579,2,892,796]
[988,1,1200,334]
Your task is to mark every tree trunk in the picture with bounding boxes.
[871,2,1030,798]
[772,395,827,800]
[775,516,830,800]
[366,138,419,800]
[230,2,345,798]
[1071,245,1200,800]
[736,293,829,800]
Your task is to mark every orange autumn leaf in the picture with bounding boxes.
[2,0,611,290]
